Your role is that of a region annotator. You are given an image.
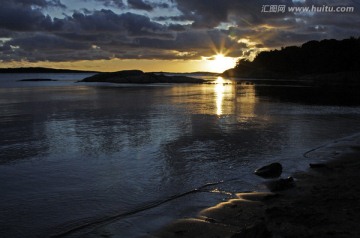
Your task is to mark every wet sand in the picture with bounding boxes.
[155,135,360,238]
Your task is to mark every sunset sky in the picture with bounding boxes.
[0,0,359,72]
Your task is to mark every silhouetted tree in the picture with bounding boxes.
[228,37,360,80]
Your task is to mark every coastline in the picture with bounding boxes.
[155,133,360,238]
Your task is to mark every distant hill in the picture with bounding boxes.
[223,37,360,86]
[0,67,98,74]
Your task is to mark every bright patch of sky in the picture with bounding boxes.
[0,38,12,47]
[215,22,237,31]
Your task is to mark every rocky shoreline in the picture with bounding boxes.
[155,134,360,238]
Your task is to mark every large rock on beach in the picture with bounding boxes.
[254,163,283,178]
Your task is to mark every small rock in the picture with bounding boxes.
[266,177,295,192]
[255,163,283,178]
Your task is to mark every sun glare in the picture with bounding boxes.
[206,54,237,73]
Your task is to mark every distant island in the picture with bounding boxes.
[79,70,206,84]
[18,78,58,82]
[223,37,360,87]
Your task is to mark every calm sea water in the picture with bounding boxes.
[0,73,359,237]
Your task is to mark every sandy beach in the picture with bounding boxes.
[155,134,360,238]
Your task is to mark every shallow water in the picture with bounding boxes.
[0,74,359,237]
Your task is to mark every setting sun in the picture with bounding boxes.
[206,54,238,73]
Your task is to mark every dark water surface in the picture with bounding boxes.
[0,74,359,237]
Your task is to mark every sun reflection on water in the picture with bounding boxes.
[215,77,225,115]
[214,77,235,116]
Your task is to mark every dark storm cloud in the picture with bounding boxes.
[155,2,170,9]
[0,7,192,61]
[0,2,54,31]
[0,0,360,63]
[167,24,187,31]
[128,0,153,11]
[0,29,12,38]
[5,33,89,51]
[0,33,91,61]
[2,0,67,9]
[95,0,124,8]
[127,0,170,11]
[66,10,166,35]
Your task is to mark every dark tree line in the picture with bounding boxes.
[225,37,360,79]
